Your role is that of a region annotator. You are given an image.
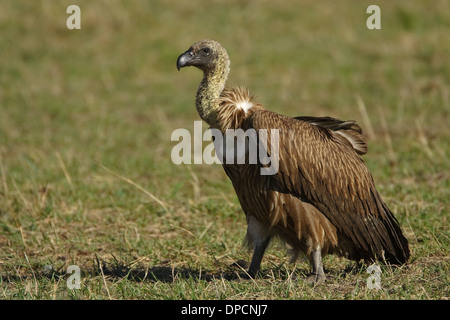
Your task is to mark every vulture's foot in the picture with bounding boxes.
[306,273,326,286]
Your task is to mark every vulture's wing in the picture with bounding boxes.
[246,110,409,264]
[294,116,368,155]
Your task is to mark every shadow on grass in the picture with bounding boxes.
[0,257,369,284]
[97,258,383,284]
[0,258,287,284]
[100,264,244,282]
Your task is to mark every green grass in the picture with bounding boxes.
[0,0,449,299]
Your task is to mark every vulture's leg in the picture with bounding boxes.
[246,216,271,278]
[306,246,326,285]
[248,236,271,278]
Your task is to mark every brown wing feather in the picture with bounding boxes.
[247,110,409,264]
[294,116,368,155]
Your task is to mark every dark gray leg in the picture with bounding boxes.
[248,236,271,278]
[306,246,326,285]
[245,216,271,278]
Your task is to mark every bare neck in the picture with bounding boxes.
[195,60,230,128]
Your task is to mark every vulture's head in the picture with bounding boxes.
[177,39,229,74]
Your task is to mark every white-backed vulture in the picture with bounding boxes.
[176,39,410,284]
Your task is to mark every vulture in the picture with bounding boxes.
[176,39,410,284]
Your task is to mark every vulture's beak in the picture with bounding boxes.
[177,50,194,71]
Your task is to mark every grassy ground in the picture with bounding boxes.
[0,0,449,299]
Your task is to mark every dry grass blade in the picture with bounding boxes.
[95,255,113,300]
[55,151,73,187]
[99,164,170,214]
[377,106,397,164]
[355,94,375,140]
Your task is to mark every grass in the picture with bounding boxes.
[0,0,449,299]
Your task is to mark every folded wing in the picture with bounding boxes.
[246,110,409,264]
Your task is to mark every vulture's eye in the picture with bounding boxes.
[201,47,211,56]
